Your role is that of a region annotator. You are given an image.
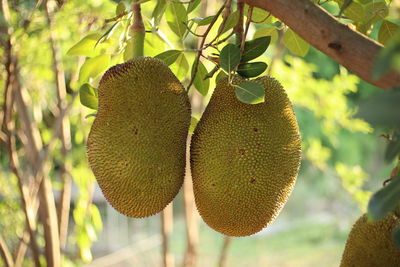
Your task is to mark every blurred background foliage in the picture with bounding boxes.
[0,0,400,266]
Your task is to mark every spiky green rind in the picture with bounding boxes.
[190,75,301,236]
[340,214,400,267]
[87,57,191,218]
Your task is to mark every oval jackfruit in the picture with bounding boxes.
[87,57,191,218]
[190,76,301,236]
[340,214,400,267]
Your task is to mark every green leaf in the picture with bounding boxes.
[372,32,400,80]
[89,204,103,231]
[338,0,353,17]
[244,5,272,24]
[189,116,199,134]
[123,38,134,61]
[379,20,400,45]
[368,176,400,221]
[220,44,241,73]
[192,60,210,96]
[385,130,400,163]
[79,83,98,110]
[240,36,271,63]
[171,53,189,80]
[356,91,400,128]
[237,62,268,78]
[283,29,310,57]
[365,1,388,24]
[116,2,127,16]
[254,27,278,44]
[187,0,201,13]
[166,2,188,38]
[234,81,265,104]
[152,0,167,26]
[221,10,239,34]
[216,71,228,83]
[67,33,104,57]
[155,50,182,66]
[79,54,111,84]
[392,226,400,249]
[194,15,215,26]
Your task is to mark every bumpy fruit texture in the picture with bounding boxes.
[340,214,400,267]
[190,76,301,236]
[87,57,191,218]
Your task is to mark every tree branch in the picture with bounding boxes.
[44,0,72,250]
[244,0,400,89]
[0,235,14,267]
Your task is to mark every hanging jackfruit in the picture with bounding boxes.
[87,57,191,218]
[340,213,400,267]
[190,75,301,236]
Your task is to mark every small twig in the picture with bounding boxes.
[186,2,226,91]
[240,6,253,54]
[105,11,129,23]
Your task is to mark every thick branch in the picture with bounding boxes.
[45,0,72,250]
[244,0,400,89]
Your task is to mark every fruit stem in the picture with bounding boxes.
[130,0,145,58]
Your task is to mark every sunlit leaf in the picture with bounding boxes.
[166,2,188,38]
[116,2,127,16]
[187,0,201,13]
[283,29,310,57]
[155,50,182,66]
[79,54,111,84]
[356,91,400,128]
[79,83,98,110]
[379,20,400,45]
[152,0,167,26]
[192,60,210,96]
[220,44,241,73]
[237,62,268,78]
[254,27,278,44]
[368,176,400,221]
[244,5,272,24]
[216,70,228,83]
[221,10,239,34]
[67,33,104,57]
[90,204,103,231]
[234,81,265,104]
[365,1,388,24]
[171,53,189,80]
[240,36,271,63]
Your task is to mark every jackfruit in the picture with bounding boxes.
[340,213,400,267]
[190,75,301,236]
[87,57,191,218]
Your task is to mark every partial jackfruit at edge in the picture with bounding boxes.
[87,57,191,218]
[340,213,400,267]
[190,75,301,236]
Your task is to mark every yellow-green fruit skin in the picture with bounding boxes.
[190,76,301,236]
[87,57,191,218]
[340,214,400,267]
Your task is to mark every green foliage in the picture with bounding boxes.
[368,176,400,221]
[155,50,182,66]
[220,44,241,73]
[283,29,310,57]
[80,83,98,110]
[192,60,210,96]
[234,80,265,104]
[240,36,271,63]
[237,62,268,78]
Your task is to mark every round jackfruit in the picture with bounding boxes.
[87,57,191,218]
[190,75,301,236]
[340,214,400,267]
